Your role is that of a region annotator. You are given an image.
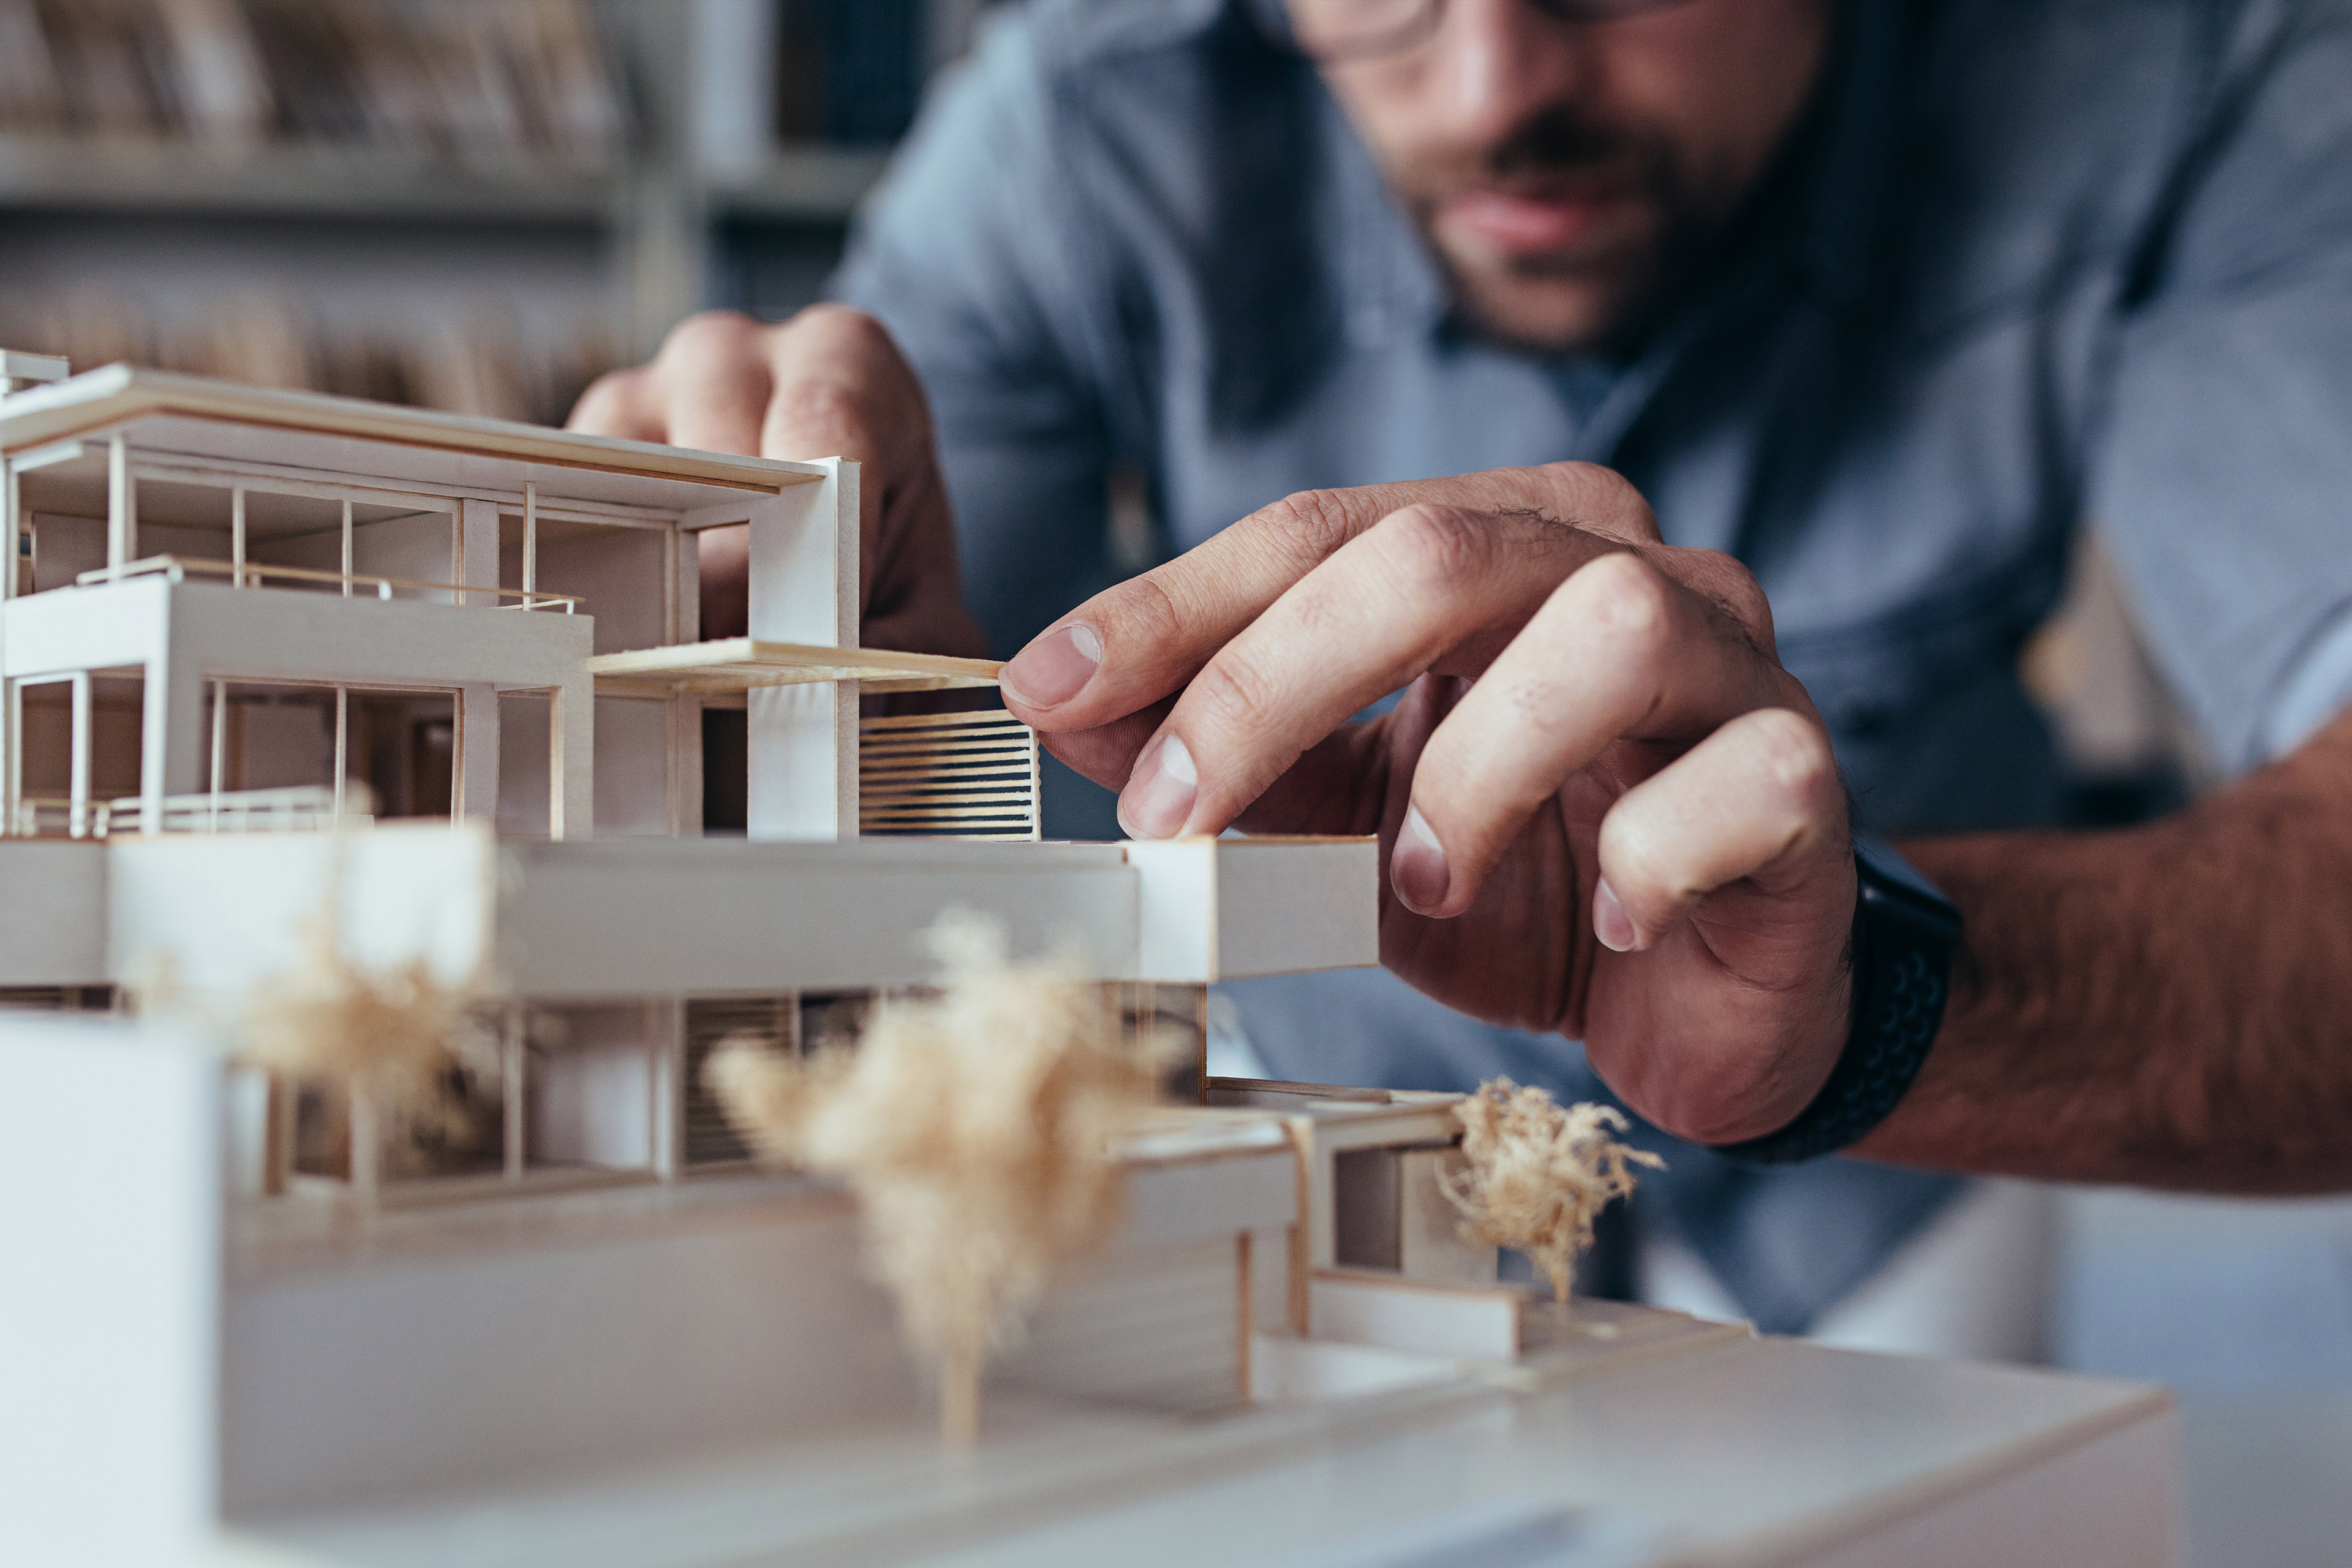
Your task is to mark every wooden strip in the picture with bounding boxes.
[858,729,1031,745]
[859,674,1004,693]
[859,761,1032,778]
[857,741,1035,759]
[860,810,1037,824]
[861,802,1037,817]
[859,762,1034,781]
[862,807,1031,817]
[861,771,1035,787]
[127,450,672,526]
[861,831,1035,842]
[587,636,1003,684]
[861,780,1035,794]
[851,752,1025,771]
[858,710,1024,731]
[132,458,461,518]
[857,721,1026,737]
[861,782,1034,797]
[76,553,582,606]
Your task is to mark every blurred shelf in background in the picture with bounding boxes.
[0,133,621,221]
[0,0,993,427]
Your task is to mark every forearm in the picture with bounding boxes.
[1853,707,2352,1191]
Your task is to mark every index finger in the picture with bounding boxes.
[997,462,1659,728]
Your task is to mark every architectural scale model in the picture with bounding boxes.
[0,358,2180,1567]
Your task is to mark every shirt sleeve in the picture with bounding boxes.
[2091,2,2352,771]
[828,13,1121,661]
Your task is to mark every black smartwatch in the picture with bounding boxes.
[1714,832,1961,1166]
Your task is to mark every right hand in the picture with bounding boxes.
[996,464,1856,1147]
[567,306,986,657]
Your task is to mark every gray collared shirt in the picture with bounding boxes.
[835,0,2352,1330]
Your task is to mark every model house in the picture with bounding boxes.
[0,360,2178,1568]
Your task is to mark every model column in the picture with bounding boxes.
[744,457,858,842]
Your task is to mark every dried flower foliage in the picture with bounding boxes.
[708,910,1174,1445]
[239,914,490,1122]
[1440,1079,1665,1306]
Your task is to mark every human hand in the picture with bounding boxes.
[567,306,986,657]
[997,464,1853,1144]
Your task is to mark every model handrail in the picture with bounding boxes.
[74,554,583,612]
[10,783,373,839]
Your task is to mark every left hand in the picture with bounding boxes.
[566,306,985,656]
[997,462,1853,1145]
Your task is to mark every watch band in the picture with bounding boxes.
[1714,835,1961,1166]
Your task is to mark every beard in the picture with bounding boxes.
[1389,108,1724,358]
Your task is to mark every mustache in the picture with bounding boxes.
[1406,110,1675,196]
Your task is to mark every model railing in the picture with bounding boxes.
[74,554,583,612]
[11,783,371,839]
[858,709,1041,841]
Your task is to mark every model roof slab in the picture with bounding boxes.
[1,363,828,518]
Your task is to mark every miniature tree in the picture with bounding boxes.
[1439,1079,1664,1308]
[238,916,485,1110]
[708,910,1172,1445]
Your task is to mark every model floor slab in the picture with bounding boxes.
[224,1335,2173,1568]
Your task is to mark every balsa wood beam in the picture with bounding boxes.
[587,637,1003,692]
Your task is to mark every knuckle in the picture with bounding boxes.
[1253,488,1362,564]
[659,309,758,364]
[1373,503,1492,590]
[1741,708,1838,798]
[568,369,636,419]
[785,303,902,368]
[1185,653,1281,737]
[1597,809,1673,899]
[1544,461,1658,538]
[1681,548,1776,644]
[767,376,874,443]
[1577,552,1676,652]
[1117,569,1189,650]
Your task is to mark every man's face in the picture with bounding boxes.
[1315,0,1831,353]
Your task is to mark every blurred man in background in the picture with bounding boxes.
[573,0,2352,1348]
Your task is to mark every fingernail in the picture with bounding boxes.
[1593,877,1639,953]
[1392,804,1451,913]
[1001,623,1102,709]
[1121,733,1197,840]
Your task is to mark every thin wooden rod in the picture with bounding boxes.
[124,450,666,526]
[333,687,348,818]
[861,777,1034,793]
[68,671,91,839]
[857,709,1026,728]
[350,1087,380,1207]
[107,432,134,568]
[859,761,1036,780]
[3,454,17,601]
[858,736,1035,753]
[503,1008,527,1180]
[231,487,246,587]
[522,481,538,608]
[858,750,1037,769]
[209,679,226,831]
[76,554,582,608]
[1027,725,1042,840]
[2,677,19,836]
[341,499,354,597]
[663,520,679,644]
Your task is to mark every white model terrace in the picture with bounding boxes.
[0,361,1381,1200]
[0,358,1016,843]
